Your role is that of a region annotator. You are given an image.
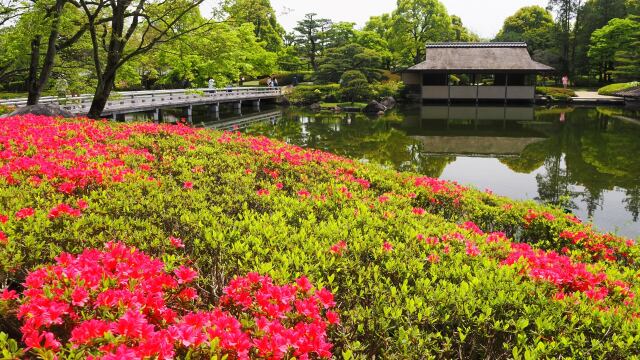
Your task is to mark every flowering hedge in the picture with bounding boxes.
[0,115,639,358]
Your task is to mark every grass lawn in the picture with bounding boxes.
[319,102,368,110]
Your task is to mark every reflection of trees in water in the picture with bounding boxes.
[517,107,640,220]
[246,106,640,222]
[624,187,640,222]
[535,155,581,211]
[246,108,456,178]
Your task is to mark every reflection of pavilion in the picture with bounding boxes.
[404,106,547,157]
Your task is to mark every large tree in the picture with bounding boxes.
[494,6,555,56]
[293,13,331,71]
[450,15,479,42]
[547,0,583,75]
[316,43,383,84]
[573,0,630,76]
[588,17,640,81]
[79,0,209,118]
[389,0,451,66]
[221,0,284,51]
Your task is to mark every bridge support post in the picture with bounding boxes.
[186,105,193,124]
[234,101,242,115]
[153,108,162,123]
[253,99,261,111]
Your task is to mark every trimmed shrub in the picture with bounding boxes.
[371,80,404,99]
[536,86,577,101]
[286,84,341,105]
[598,82,640,96]
[0,115,639,359]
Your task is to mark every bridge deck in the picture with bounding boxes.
[0,87,282,117]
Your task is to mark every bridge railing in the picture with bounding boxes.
[0,87,283,115]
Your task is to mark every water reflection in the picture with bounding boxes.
[204,105,639,238]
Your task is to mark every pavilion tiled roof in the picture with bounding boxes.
[407,42,555,72]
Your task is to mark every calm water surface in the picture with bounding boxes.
[134,104,640,238]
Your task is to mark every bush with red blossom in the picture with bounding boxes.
[0,115,639,359]
[6,243,337,359]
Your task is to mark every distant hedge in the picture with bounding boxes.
[258,71,313,86]
[536,86,576,101]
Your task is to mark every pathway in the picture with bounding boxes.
[572,91,625,105]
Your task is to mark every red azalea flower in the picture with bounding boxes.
[1,288,18,300]
[183,181,194,190]
[0,231,7,245]
[330,241,347,255]
[382,241,393,252]
[427,253,440,263]
[15,207,35,220]
[412,207,426,216]
[296,276,313,293]
[76,199,89,210]
[169,236,185,248]
[174,266,198,284]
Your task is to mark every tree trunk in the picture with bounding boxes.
[87,4,125,119]
[26,36,42,105]
[27,0,65,105]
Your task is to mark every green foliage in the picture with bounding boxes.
[153,22,277,88]
[389,0,452,66]
[220,0,285,52]
[258,71,311,86]
[339,70,370,103]
[598,81,640,95]
[0,332,23,359]
[588,17,640,82]
[316,44,383,84]
[293,13,331,71]
[286,84,341,104]
[536,87,577,100]
[0,105,15,116]
[371,81,404,99]
[494,6,555,57]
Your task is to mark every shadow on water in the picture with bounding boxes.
[125,103,640,238]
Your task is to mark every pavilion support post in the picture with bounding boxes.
[504,74,509,105]
[447,74,451,105]
[476,73,479,105]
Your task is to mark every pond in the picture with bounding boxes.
[136,103,640,238]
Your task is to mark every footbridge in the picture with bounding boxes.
[0,87,283,119]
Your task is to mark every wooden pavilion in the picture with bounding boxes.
[401,42,555,103]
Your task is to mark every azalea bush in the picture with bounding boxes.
[2,241,336,359]
[0,105,15,116]
[0,115,639,358]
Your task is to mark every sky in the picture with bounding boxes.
[204,0,550,39]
